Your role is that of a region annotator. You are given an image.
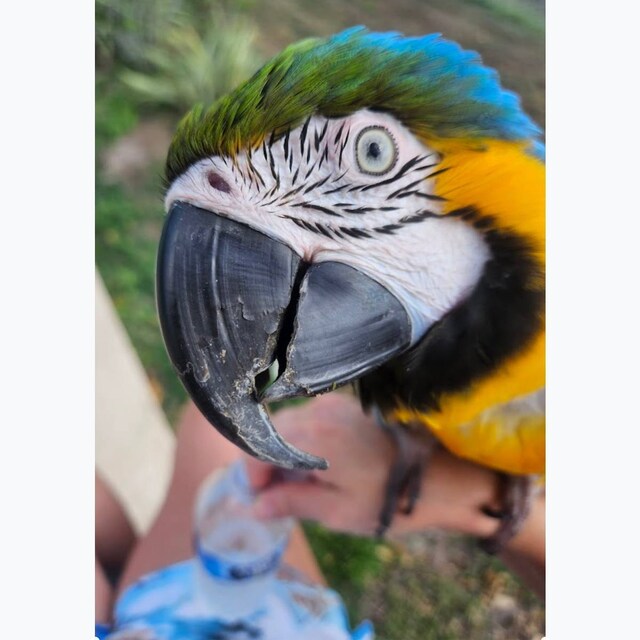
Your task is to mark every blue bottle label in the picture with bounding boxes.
[196,535,288,581]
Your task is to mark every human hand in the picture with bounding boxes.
[245,392,504,539]
[246,392,396,535]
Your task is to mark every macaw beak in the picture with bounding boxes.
[156,201,411,470]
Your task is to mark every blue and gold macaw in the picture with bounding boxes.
[156,28,545,552]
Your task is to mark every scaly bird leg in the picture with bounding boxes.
[374,411,439,538]
[478,473,538,555]
[373,412,539,553]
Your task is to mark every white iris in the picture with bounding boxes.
[355,126,398,175]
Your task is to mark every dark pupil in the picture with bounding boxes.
[367,141,381,160]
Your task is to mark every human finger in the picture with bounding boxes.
[252,481,338,525]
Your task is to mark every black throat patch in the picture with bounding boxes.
[358,205,545,415]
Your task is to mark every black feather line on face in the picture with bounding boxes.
[359,206,544,414]
[338,137,349,169]
[323,184,348,195]
[283,128,290,161]
[292,201,343,217]
[299,116,311,154]
[318,145,329,170]
[314,121,328,151]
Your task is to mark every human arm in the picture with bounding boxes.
[245,392,544,596]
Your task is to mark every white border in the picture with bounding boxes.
[4,2,636,637]
[547,1,639,638]
[1,1,94,638]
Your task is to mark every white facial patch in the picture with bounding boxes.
[165,110,490,343]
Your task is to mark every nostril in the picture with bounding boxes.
[206,171,231,193]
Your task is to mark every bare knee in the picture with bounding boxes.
[171,401,242,494]
[95,557,113,624]
[96,472,137,576]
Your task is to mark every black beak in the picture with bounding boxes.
[157,202,411,470]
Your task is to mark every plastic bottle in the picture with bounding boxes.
[109,459,373,638]
[191,459,294,622]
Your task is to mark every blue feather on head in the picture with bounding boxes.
[166,26,544,184]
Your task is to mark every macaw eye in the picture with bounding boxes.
[355,126,398,175]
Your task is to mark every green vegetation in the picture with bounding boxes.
[96,0,545,636]
[469,0,545,36]
[303,523,386,621]
[363,537,543,639]
[95,82,139,148]
[120,15,260,115]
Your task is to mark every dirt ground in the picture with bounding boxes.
[249,0,544,129]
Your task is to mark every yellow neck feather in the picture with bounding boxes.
[432,139,545,261]
[392,139,546,474]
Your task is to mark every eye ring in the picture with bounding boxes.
[355,126,398,176]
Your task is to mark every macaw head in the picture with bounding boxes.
[157,27,545,470]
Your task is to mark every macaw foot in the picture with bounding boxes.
[478,473,537,555]
[374,414,439,538]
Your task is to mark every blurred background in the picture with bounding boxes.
[95,1,544,637]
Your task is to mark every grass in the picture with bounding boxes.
[361,535,544,639]
[468,0,545,36]
[95,81,140,149]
